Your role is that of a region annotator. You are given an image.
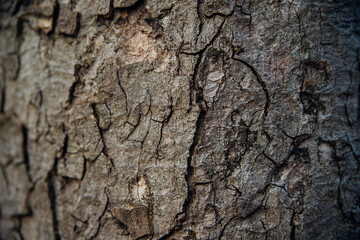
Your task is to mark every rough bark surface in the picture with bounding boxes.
[0,0,359,239]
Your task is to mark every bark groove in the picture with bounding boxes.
[0,0,359,239]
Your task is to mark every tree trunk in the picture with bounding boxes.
[0,0,359,239]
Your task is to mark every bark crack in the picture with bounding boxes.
[290,210,296,240]
[116,69,129,116]
[90,188,110,239]
[154,96,174,164]
[160,41,209,240]
[48,0,59,36]
[21,124,32,182]
[91,102,115,168]
[47,174,61,240]
[232,57,270,118]
[0,79,6,114]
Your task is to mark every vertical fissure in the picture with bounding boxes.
[0,82,5,114]
[48,0,60,36]
[21,124,32,182]
[47,175,61,240]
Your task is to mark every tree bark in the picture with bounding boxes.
[0,0,359,239]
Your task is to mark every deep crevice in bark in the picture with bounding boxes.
[0,82,5,114]
[48,0,59,36]
[47,175,61,240]
[21,124,31,182]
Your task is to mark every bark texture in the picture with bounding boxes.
[0,0,359,239]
